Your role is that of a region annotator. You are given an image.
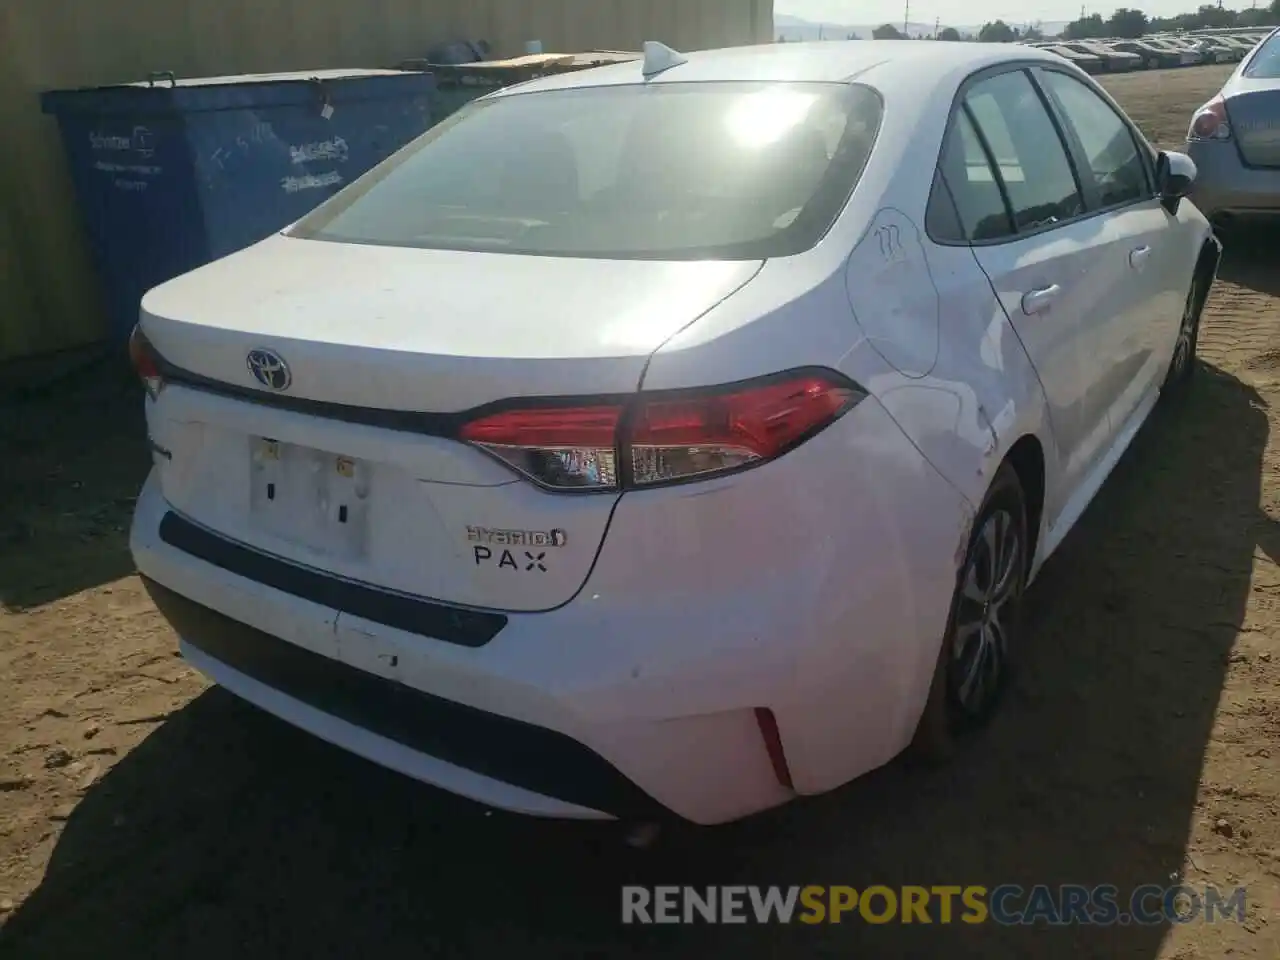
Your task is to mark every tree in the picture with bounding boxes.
[1196,3,1235,28]
[1273,0,1280,19]
[872,23,906,39]
[1063,13,1106,39]
[978,20,1017,43]
[1023,26,1045,41]
[847,31,861,39]
[939,26,962,41]
[1107,8,1149,38]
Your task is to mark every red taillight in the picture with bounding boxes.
[629,373,859,486]
[458,370,863,491]
[128,324,164,398]
[1188,96,1232,141]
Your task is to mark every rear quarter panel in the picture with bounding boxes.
[836,74,1060,536]
[645,55,1060,541]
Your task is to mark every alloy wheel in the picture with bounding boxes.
[950,508,1022,716]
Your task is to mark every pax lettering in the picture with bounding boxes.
[473,545,549,572]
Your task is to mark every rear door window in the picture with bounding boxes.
[929,109,1014,241]
[1245,31,1280,77]
[962,70,1085,233]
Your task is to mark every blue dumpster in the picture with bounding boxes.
[41,69,437,344]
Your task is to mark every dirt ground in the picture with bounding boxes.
[1,63,1277,960]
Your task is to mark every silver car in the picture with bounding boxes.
[1186,27,1280,225]
[1193,37,1241,64]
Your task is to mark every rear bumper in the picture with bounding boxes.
[131,394,969,824]
[1186,139,1280,218]
[143,576,653,819]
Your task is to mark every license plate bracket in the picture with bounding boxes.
[249,437,370,559]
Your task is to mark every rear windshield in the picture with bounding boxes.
[1245,32,1280,78]
[288,81,883,260]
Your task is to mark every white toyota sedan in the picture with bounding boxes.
[129,40,1220,825]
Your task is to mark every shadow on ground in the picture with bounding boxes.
[1216,223,1280,297]
[0,357,147,610]
[1,360,1271,958]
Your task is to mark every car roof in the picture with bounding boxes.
[493,40,1069,96]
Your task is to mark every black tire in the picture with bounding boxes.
[911,463,1029,761]
[1161,266,1209,398]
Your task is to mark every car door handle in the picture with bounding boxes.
[1021,284,1061,316]
[1129,245,1152,270]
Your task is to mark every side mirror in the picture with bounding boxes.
[1156,150,1197,214]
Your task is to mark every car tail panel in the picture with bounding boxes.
[145,384,621,613]
[134,235,763,614]
[1226,88,1280,167]
[136,367,637,615]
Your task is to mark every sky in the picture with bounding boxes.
[779,0,1243,26]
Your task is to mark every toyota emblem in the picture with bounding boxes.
[246,348,291,391]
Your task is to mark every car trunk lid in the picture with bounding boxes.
[142,234,762,411]
[1226,83,1280,168]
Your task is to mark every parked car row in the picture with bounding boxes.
[1024,29,1269,74]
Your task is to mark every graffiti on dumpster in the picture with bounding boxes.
[289,137,349,165]
[197,123,348,195]
[281,136,349,193]
[281,171,344,194]
[206,120,278,176]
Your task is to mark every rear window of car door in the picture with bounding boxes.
[1037,69,1151,209]
[961,70,1085,233]
[1245,30,1280,77]
[929,109,1014,241]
